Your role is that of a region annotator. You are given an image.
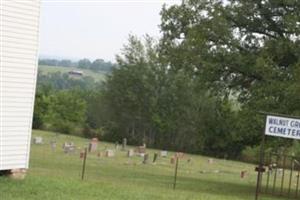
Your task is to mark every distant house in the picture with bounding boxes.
[0,1,41,173]
[68,70,84,76]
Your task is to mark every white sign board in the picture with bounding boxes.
[265,115,300,140]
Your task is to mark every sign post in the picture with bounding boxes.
[255,115,267,200]
[255,113,300,200]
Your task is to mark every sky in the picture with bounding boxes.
[39,0,180,62]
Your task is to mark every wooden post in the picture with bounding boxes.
[255,115,267,200]
[81,148,87,180]
[173,157,179,190]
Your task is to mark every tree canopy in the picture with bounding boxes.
[34,0,300,159]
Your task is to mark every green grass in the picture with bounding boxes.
[38,65,106,82]
[0,130,291,200]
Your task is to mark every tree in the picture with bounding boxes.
[45,89,87,134]
[160,0,300,151]
[90,59,115,72]
[33,84,52,129]
[91,59,105,71]
[78,58,92,69]
[101,35,229,155]
[59,59,73,67]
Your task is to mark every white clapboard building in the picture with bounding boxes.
[0,0,41,171]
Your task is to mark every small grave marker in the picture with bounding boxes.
[122,138,127,150]
[80,151,85,159]
[105,149,114,157]
[63,142,76,154]
[88,138,98,152]
[136,146,146,154]
[127,149,134,157]
[170,156,176,164]
[50,140,56,151]
[160,151,168,157]
[115,141,119,150]
[33,137,43,144]
[241,170,247,178]
[175,152,184,159]
[139,153,145,157]
[143,154,149,164]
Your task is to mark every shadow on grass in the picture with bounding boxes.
[120,169,284,200]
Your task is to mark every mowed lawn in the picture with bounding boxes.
[0,130,289,200]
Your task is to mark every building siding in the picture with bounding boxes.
[0,0,40,170]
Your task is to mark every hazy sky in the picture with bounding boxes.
[39,0,180,62]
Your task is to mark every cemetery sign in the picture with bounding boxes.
[265,115,300,140]
[255,113,300,200]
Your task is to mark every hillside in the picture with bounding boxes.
[0,130,286,200]
[38,65,107,82]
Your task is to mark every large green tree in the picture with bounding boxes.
[101,35,234,155]
[44,89,87,134]
[160,0,300,149]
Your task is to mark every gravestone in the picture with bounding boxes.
[122,138,127,150]
[63,142,74,148]
[175,152,184,159]
[88,138,98,152]
[153,153,158,163]
[80,151,85,159]
[160,151,168,157]
[143,154,149,164]
[139,153,145,157]
[50,140,56,151]
[208,158,214,164]
[127,149,134,157]
[136,146,146,154]
[240,170,247,178]
[63,142,75,154]
[170,156,176,164]
[33,137,43,144]
[64,146,75,154]
[105,149,114,157]
[115,141,119,150]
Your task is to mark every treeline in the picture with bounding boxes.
[34,0,300,160]
[39,58,115,72]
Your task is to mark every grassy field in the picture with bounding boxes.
[0,130,291,200]
[38,65,107,82]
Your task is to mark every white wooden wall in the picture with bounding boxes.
[0,0,41,170]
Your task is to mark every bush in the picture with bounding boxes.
[240,146,261,164]
[82,125,104,139]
